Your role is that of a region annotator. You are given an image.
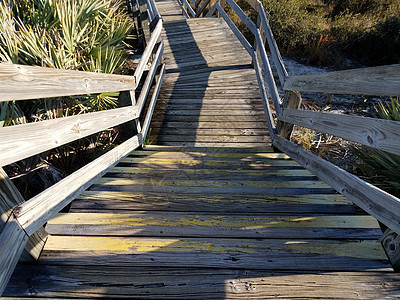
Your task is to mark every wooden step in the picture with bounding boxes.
[7,265,400,299]
[46,212,381,239]
[39,235,389,271]
[72,191,357,214]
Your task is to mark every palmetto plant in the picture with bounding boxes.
[0,0,134,197]
[0,0,133,115]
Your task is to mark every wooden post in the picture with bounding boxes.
[137,0,151,46]
[276,90,302,140]
[380,227,400,271]
[218,0,225,17]
[0,168,47,262]
[118,90,138,140]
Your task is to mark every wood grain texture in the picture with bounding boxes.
[0,215,28,295]
[134,20,163,85]
[284,64,400,96]
[72,191,357,214]
[0,106,138,167]
[0,168,47,262]
[6,266,400,299]
[15,134,141,236]
[39,235,389,271]
[0,63,135,102]
[46,212,381,239]
[279,107,400,156]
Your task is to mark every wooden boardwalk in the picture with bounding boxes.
[4,1,400,298]
[149,16,270,147]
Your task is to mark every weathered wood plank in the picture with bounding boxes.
[258,3,288,85]
[0,215,28,295]
[15,134,142,236]
[0,106,137,167]
[284,64,400,96]
[152,135,271,143]
[273,135,400,235]
[224,0,257,35]
[46,212,381,239]
[72,191,357,214]
[152,128,268,136]
[0,63,135,102]
[39,236,390,271]
[129,150,290,159]
[150,121,267,129]
[279,107,400,156]
[134,19,163,86]
[151,115,268,122]
[142,64,166,140]
[276,91,302,140]
[149,141,273,147]
[0,168,47,262]
[120,156,299,167]
[6,266,400,299]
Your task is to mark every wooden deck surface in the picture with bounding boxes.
[4,4,400,299]
[149,17,270,147]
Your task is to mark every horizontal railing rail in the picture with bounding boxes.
[202,0,400,267]
[0,0,164,294]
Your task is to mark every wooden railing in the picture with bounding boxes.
[0,0,164,294]
[202,0,400,268]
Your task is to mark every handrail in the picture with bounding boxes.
[0,0,164,294]
[0,63,135,102]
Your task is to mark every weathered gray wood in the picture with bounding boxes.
[134,19,163,85]
[279,106,400,156]
[39,236,389,271]
[254,29,282,115]
[380,228,400,271]
[46,212,381,239]
[0,168,47,262]
[273,135,400,236]
[205,1,218,16]
[142,64,166,140]
[0,215,29,295]
[284,64,400,96]
[195,0,211,17]
[72,191,356,214]
[182,0,196,17]
[138,0,151,44]
[224,0,257,35]
[136,42,164,117]
[6,266,400,299]
[276,90,302,140]
[258,3,288,85]
[216,3,253,55]
[15,134,142,236]
[0,63,135,102]
[0,106,138,167]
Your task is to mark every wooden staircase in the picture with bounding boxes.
[5,146,397,298]
[3,0,400,297]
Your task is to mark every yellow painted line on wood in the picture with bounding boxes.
[121,157,300,167]
[107,167,315,177]
[49,213,380,229]
[95,178,331,189]
[78,191,351,205]
[44,236,259,254]
[133,151,290,159]
[44,236,387,259]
